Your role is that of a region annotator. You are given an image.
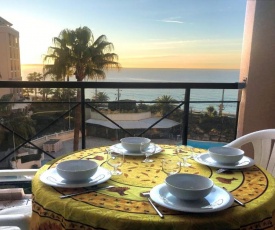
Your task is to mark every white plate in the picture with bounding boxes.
[109,143,162,156]
[40,166,111,188]
[150,183,234,213]
[194,153,255,169]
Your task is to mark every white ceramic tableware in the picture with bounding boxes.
[120,137,151,152]
[194,153,254,169]
[56,160,98,182]
[209,146,244,164]
[150,183,234,213]
[109,143,162,156]
[40,167,111,188]
[165,173,214,200]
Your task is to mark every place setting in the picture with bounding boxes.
[109,137,162,157]
[149,172,235,214]
[194,146,255,169]
[40,159,112,188]
[147,158,236,214]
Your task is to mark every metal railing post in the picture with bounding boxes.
[81,87,86,149]
[234,101,240,139]
[181,88,190,145]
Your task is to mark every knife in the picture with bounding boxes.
[60,185,114,199]
[222,187,245,207]
[147,197,164,218]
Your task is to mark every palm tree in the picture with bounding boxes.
[92,92,109,108]
[206,106,217,117]
[38,88,54,101]
[93,92,109,101]
[44,26,120,150]
[27,72,43,99]
[155,95,176,116]
[43,37,73,81]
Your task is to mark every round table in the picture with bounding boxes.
[31,144,275,230]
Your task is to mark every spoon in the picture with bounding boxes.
[142,192,164,218]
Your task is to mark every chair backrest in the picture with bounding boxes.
[225,129,275,177]
[0,214,31,230]
[0,203,32,229]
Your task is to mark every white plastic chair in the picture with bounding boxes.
[0,204,32,230]
[0,169,37,230]
[225,129,275,177]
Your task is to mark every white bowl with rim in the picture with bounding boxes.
[209,146,244,164]
[56,160,98,182]
[165,173,214,200]
[120,137,151,152]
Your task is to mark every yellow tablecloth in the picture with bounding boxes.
[31,144,275,230]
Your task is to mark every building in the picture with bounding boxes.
[43,139,63,153]
[0,16,22,99]
[9,148,44,169]
[86,111,180,140]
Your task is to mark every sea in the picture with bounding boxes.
[21,65,240,114]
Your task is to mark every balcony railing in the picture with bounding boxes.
[0,81,246,173]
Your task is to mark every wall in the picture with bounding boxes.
[238,0,275,136]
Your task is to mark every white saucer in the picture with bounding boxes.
[40,166,111,188]
[194,153,255,169]
[109,143,162,156]
[150,183,234,213]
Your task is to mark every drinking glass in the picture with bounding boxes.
[140,142,156,163]
[106,149,124,175]
[162,158,181,176]
[176,145,194,167]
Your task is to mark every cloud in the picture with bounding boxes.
[160,19,184,24]
[157,17,184,24]
[144,38,242,48]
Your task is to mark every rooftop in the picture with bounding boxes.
[0,16,12,27]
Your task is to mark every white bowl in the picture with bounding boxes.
[56,160,98,182]
[165,173,214,200]
[209,146,244,164]
[120,137,151,152]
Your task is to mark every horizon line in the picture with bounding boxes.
[21,64,239,71]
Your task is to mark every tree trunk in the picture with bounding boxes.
[73,88,81,151]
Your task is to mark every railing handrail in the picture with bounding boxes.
[0,80,246,164]
[0,169,38,177]
[0,81,246,89]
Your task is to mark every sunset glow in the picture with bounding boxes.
[1,0,246,69]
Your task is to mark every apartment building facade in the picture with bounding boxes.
[0,16,22,98]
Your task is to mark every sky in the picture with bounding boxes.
[1,0,247,69]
